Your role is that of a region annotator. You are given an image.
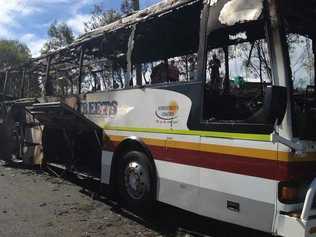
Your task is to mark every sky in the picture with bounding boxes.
[0,0,159,57]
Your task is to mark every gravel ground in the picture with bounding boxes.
[0,163,161,237]
[0,162,271,237]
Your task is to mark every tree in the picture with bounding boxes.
[84,5,121,32]
[40,21,75,96]
[82,5,123,91]
[0,39,34,99]
[82,1,141,90]
[121,0,139,14]
[84,0,140,32]
[41,21,75,54]
[0,39,31,69]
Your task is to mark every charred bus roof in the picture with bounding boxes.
[78,0,201,44]
[0,0,203,73]
[0,0,269,72]
[0,0,272,99]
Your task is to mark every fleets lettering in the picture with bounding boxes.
[81,101,118,116]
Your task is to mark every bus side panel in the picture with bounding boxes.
[198,168,277,232]
[156,134,278,233]
[102,129,278,233]
[198,137,278,232]
[156,160,200,213]
[155,157,277,232]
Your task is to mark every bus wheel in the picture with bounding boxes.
[118,151,155,213]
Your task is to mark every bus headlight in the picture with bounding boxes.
[280,186,299,203]
[278,180,310,204]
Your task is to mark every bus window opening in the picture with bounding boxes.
[282,0,316,140]
[131,1,202,86]
[203,23,272,123]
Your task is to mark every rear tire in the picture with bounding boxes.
[117,151,156,213]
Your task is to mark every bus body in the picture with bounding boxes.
[1,0,316,236]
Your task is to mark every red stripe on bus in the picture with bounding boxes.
[154,146,316,181]
[150,145,278,180]
[107,142,316,181]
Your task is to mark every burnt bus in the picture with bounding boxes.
[1,0,316,236]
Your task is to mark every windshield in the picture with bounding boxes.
[282,0,316,140]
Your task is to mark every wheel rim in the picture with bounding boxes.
[124,161,149,200]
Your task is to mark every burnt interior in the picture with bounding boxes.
[202,19,276,124]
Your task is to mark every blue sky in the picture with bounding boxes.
[0,0,159,57]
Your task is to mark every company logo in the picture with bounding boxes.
[155,101,179,121]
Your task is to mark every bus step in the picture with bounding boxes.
[47,162,100,182]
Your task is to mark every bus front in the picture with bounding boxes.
[272,0,316,236]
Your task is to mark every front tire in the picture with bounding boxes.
[117,151,156,213]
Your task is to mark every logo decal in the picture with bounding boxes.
[155,101,179,121]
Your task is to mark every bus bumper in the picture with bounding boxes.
[276,178,316,237]
[276,214,316,237]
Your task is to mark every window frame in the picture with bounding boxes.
[197,15,275,135]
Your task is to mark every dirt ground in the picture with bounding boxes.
[0,162,271,237]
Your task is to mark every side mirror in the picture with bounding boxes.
[247,86,287,125]
[265,86,287,125]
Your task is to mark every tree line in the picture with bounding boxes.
[0,0,140,71]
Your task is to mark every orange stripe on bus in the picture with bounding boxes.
[105,135,316,163]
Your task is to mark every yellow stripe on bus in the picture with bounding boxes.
[146,138,278,161]
[106,134,316,163]
[103,126,271,142]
